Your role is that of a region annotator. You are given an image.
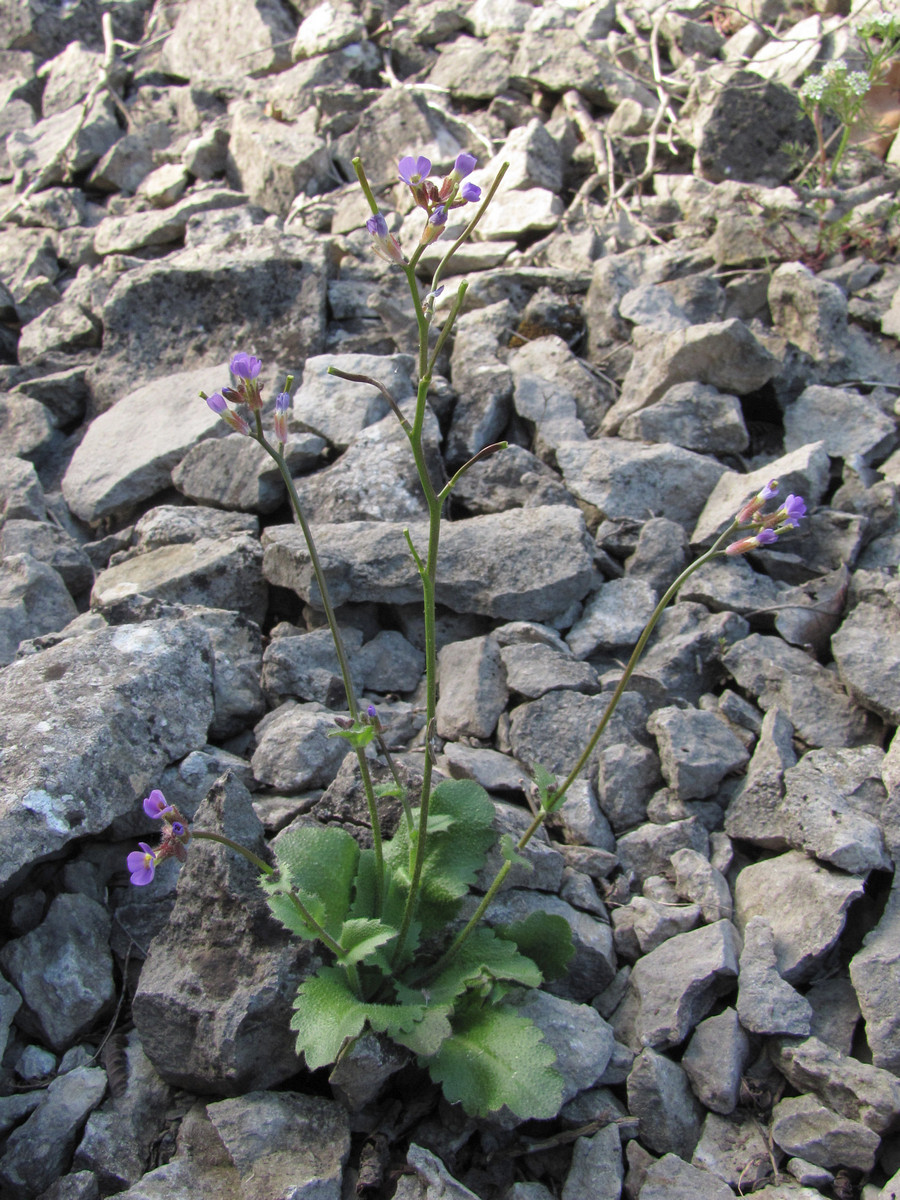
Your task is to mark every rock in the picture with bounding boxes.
[566,579,659,659]
[832,598,900,724]
[691,1112,773,1190]
[61,363,229,524]
[561,1123,622,1200]
[613,895,701,960]
[515,988,615,1109]
[682,1008,750,1115]
[768,262,851,370]
[770,1036,900,1134]
[0,392,58,461]
[173,431,326,513]
[619,382,748,455]
[0,519,93,596]
[602,319,777,435]
[427,35,513,102]
[289,352,416,451]
[722,633,874,748]
[404,1145,481,1200]
[626,1049,704,1158]
[850,885,900,1074]
[555,439,727,529]
[0,1066,108,1197]
[771,1093,880,1172]
[733,851,864,984]
[671,848,733,923]
[784,385,897,466]
[511,29,656,109]
[500,640,599,699]
[292,1,366,59]
[620,920,740,1049]
[7,96,120,189]
[636,604,749,705]
[0,553,78,665]
[639,1152,733,1200]
[262,626,362,707]
[437,635,508,739]
[0,893,113,1050]
[132,774,314,1094]
[647,706,749,800]
[206,1091,350,1200]
[328,1032,408,1110]
[160,0,295,78]
[616,819,709,887]
[262,506,596,622]
[453,443,576,515]
[0,456,44,522]
[596,741,662,833]
[736,916,814,1036]
[806,976,860,1057]
[227,103,330,220]
[724,707,797,846]
[92,188,248,256]
[251,702,351,792]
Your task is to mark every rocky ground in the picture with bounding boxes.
[1,0,900,1196]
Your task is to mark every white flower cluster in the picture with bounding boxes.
[799,60,871,106]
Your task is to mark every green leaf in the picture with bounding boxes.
[265,825,360,939]
[425,927,543,1007]
[424,1001,562,1119]
[328,720,375,749]
[264,888,327,942]
[386,779,497,936]
[373,781,405,800]
[338,917,397,966]
[500,832,532,871]
[291,967,434,1070]
[496,912,574,981]
[533,763,558,810]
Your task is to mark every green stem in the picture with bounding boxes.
[255,419,384,912]
[426,521,739,975]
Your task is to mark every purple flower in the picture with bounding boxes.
[275,392,290,414]
[398,154,431,186]
[460,181,481,203]
[170,821,186,837]
[230,352,262,380]
[367,704,378,718]
[452,152,477,179]
[273,391,290,443]
[760,480,779,501]
[143,789,174,819]
[755,527,779,545]
[725,528,778,556]
[429,206,448,227]
[780,494,807,527]
[206,392,227,415]
[365,211,405,264]
[127,843,156,886]
[366,211,388,238]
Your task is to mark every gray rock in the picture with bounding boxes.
[625,517,689,592]
[478,799,565,894]
[160,0,295,78]
[292,1,366,58]
[107,1155,241,1198]
[647,706,749,801]
[328,1031,408,1110]
[427,34,512,101]
[87,228,326,413]
[92,535,267,627]
[768,262,851,370]
[552,778,617,852]
[0,520,93,596]
[500,640,599,699]
[0,391,58,460]
[0,1066,108,1197]
[441,742,527,792]
[561,1123,622,1200]
[616,819,709,887]
[622,920,740,1049]
[682,1008,750,1114]
[252,701,351,792]
[806,976,860,1056]
[73,1031,174,1193]
[509,688,647,778]
[619,382,748,455]
[92,188,248,256]
[770,1036,900,1134]
[512,370,587,455]
[129,505,259,553]
[0,893,113,1051]
[437,634,508,739]
[692,1111,774,1190]
[173,431,326,513]
[133,774,313,1094]
[613,895,701,960]
[671,848,732,923]
[785,385,897,466]
[832,598,900,724]
[618,275,726,334]
[62,363,229,523]
[7,96,120,189]
[636,604,749,705]
[289,352,416,451]
[691,442,831,546]
[556,439,727,529]
[733,851,864,985]
[404,1145,481,1200]
[602,318,777,435]
[511,29,656,109]
[227,102,330,220]
[722,633,873,749]
[639,1152,733,1200]
[771,1093,880,1172]
[724,706,797,847]
[0,456,45,522]
[627,1049,704,1158]
[263,506,596,622]
[596,741,662,833]
[206,1091,350,1200]
[511,334,613,437]
[850,885,900,1075]
[515,988,615,1108]
[263,626,363,706]
[0,553,78,665]
[737,916,813,1036]
[772,565,850,653]
[566,579,659,659]
[453,443,575,515]
[681,553,785,616]
[0,615,214,895]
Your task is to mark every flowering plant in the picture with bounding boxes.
[129,155,806,1119]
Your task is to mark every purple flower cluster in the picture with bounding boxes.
[726,480,807,556]
[203,354,293,444]
[365,151,483,262]
[127,790,190,885]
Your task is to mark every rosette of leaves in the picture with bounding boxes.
[260,778,574,1118]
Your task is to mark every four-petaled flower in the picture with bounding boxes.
[725,527,780,556]
[230,352,262,380]
[451,152,477,181]
[144,789,174,819]
[778,494,807,528]
[398,155,431,186]
[127,843,156,886]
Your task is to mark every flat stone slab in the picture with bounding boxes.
[262,506,596,622]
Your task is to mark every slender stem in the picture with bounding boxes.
[429,162,509,299]
[254,420,384,911]
[424,522,740,976]
[191,830,274,875]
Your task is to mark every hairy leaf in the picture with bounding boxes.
[339,918,397,966]
[500,832,532,871]
[425,927,543,1006]
[496,912,575,981]
[266,825,359,938]
[424,1001,562,1119]
[533,762,558,810]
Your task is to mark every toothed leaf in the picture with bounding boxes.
[265,825,359,939]
[496,912,574,981]
[338,918,397,966]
